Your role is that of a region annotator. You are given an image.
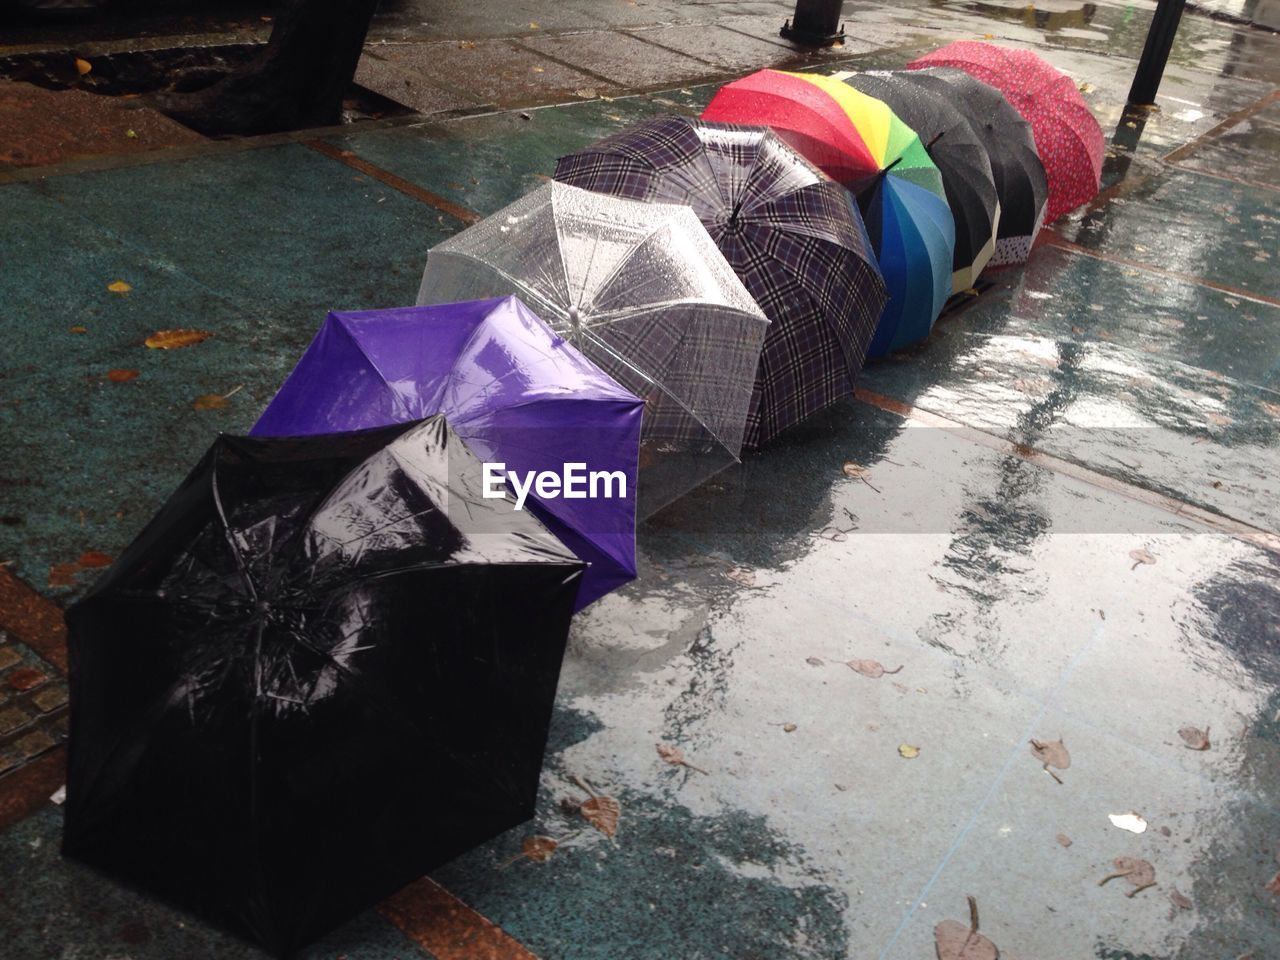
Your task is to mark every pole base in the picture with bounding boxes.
[780,18,845,47]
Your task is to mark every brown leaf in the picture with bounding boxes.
[1030,738,1070,768]
[1169,889,1193,910]
[1129,547,1156,570]
[75,57,92,75]
[69,325,87,334]
[847,659,903,679]
[106,279,130,293]
[520,835,558,863]
[1099,856,1157,897]
[48,562,81,586]
[1265,871,1280,896]
[106,368,139,382]
[1056,833,1073,848]
[842,461,868,478]
[655,742,707,774]
[581,795,620,839]
[77,550,112,568]
[193,393,229,410]
[934,896,998,960]
[1178,724,1210,751]
[144,329,212,350]
[782,723,797,733]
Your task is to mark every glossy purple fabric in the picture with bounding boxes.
[252,296,644,610]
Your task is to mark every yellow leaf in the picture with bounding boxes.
[898,743,920,758]
[983,32,994,39]
[69,325,87,334]
[529,20,540,28]
[107,280,131,293]
[145,329,212,349]
[193,393,229,410]
[75,58,92,75]
[125,129,138,139]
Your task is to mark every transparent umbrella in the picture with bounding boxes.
[417,180,770,516]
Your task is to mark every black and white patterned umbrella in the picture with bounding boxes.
[902,66,1049,266]
[555,116,886,448]
[837,70,1002,292]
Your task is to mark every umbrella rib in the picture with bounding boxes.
[210,447,259,602]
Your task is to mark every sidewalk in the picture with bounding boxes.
[2,1,1279,958]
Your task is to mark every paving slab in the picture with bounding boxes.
[1052,166,1279,297]
[354,52,486,115]
[858,243,1280,534]
[0,147,456,597]
[519,29,722,88]
[0,80,203,168]
[1171,96,1280,190]
[367,38,620,108]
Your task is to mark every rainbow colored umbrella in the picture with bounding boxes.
[702,70,954,355]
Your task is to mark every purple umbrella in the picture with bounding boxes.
[252,295,644,611]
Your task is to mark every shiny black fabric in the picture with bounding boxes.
[63,416,584,957]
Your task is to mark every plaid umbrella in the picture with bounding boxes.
[554,116,887,447]
[907,42,1103,224]
[417,181,769,515]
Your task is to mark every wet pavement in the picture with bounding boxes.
[1,0,1279,958]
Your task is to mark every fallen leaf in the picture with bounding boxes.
[75,57,92,75]
[47,562,80,586]
[69,325,87,334]
[1178,724,1210,750]
[842,461,868,478]
[782,723,797,733]
[193,393,229,410]
[106,280,131,293]
[145,329,212,350]
[1099,856,1156,897]
[77,551,112,568]
[1129,547,1156,570]
[574,88,597,99]
[106,368,139,382]
[1109,812,1148,834]
[934,896,998,960]
[805,656,824,666]
[502,834,558,866]
[125,129,137,139]
[1169,889,1193,910]
[581,795,620,838]
[898,743,920,759]
[1265,871,1280,895]
[655,742,707,774]
[1057,833,1073,848]
[1030,737,1070,783]
[7,668,46,691]
[458,40,477,49]
[847,659,903,679]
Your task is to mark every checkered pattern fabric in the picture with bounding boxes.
[557,117,887,447]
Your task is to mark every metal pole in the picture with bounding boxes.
[1127,0,1187,106]
[781,0,845,47]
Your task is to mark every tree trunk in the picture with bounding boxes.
[152,0,380,137]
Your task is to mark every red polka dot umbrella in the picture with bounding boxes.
[907,41,1103,225]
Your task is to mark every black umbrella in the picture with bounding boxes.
[904,65,1049,266]
[836,69,1001,292]
[63,415,584,957]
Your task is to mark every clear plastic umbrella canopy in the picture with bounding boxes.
[554,116,886,448]
[417,180,770,516]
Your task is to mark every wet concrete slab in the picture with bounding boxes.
[1171,96,1280,190]
[0,80,203,168]
[0,147,456,597]
[518,29,723,88]
[858,244,1280,534]
[354,52,486,115]
[427,397,1280,959]
[1052,166,1279,296]
[367,38,620,109]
